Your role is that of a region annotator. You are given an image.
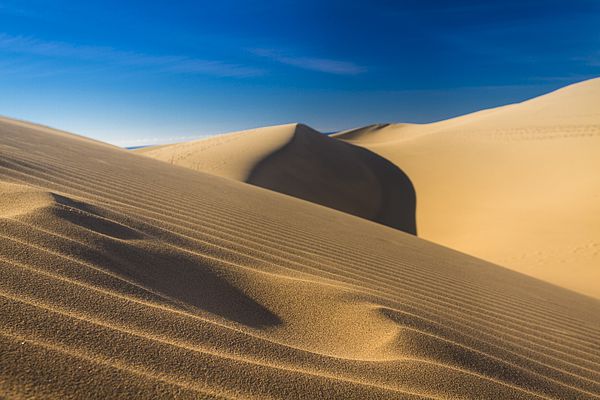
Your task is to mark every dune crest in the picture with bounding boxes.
[138,123,417,234]
[334,77,600,298]
[1,113,600,398]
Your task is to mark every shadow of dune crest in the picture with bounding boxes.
[247,124,417,234]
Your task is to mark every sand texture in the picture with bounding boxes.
[2,108,600,398]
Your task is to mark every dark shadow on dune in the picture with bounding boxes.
[30,193,283,329]
[247,124,417,234]
[108,245,283,329]
[379,307,567,395]
[51,194,147,240]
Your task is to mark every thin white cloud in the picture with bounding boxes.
[0,33,263,78]
[576,52,600,67]
[251,48,366,75]
[530,74,599,83]
[0,58,94,78]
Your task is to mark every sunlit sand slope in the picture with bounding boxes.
[134,124,298,181]
[1,117,600,399]
[137,123,417,233]
[335,77,600,299]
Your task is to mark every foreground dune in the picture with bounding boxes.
[334,77,600,298]
[1,117,600,399]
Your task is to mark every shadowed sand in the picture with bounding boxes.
[136,123,417,234]
[1,114,600,399]
[333,77,600,299]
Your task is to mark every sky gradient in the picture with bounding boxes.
[0,0,599,146]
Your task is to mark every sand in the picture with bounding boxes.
[1,107,600,398]
[136,123,417,233]
[138,78,600,299]
[333,77,600,299]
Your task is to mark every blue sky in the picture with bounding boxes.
[0,0,598,146]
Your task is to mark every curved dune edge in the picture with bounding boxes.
[136,123,417,234]
[334,77,600,299]
[1,117,600,399]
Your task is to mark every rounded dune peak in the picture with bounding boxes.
[138,122,418,234]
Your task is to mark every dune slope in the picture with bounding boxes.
[1,117,600,399]
[136,123,417,234]
[335,77,600,298]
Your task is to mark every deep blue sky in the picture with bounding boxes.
[0,0,598,146]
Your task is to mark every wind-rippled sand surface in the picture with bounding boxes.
[1,82,600,398]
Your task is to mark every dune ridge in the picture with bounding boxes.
[334,77,600,298]
[136,123,417,234]
[1,115,600,398]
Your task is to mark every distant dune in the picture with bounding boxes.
[138,78,600,298]
[334,77,600,299]
[136,123,417,234]
[2,114,600,398]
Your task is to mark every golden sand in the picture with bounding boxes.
[136,123,417,233]
[334,78,600,298]
[140,78,600,298]
[1,80,600,399]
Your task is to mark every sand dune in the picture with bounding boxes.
[334,77,600,298]
[136,79,600,298]
[2,112,600,398]
[137,123,417,233]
